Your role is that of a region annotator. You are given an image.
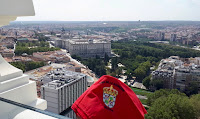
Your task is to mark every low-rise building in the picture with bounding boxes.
[33,51,70,63]
[0,46,15,57]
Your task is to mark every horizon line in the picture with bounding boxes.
[13,20,200,22]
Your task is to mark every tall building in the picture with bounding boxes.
[41,69,87,116]
[170,34,177,42]
[155,32,165,41]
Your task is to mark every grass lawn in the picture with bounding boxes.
[140,99,148,105]
[130,87,152,97]
[130,87,152,107]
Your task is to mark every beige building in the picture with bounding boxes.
[33,51,70,63]
[152,56,200,91]
[0,46,15,57]
[55,39,111,58]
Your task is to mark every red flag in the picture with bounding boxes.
[72,75,147,119]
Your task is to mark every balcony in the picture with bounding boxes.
[0,97,70,119]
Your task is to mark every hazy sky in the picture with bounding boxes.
[17,0,200,21]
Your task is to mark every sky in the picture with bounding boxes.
[17,0,200,21]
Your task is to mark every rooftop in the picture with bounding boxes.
[69,39,109,44]
[42,69,86,89]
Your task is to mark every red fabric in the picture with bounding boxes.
[72,75,147,119]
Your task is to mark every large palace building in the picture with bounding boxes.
[55,39,111,58]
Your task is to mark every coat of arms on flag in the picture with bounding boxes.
[103,85,118,108]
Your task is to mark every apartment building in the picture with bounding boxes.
[152,56,200,91]
[152,58,177,89]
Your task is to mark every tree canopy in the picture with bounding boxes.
[146,89,200,119]
[10,61,46,72]
[15,42,60,56]
[112,40,200,82]
[72,55,108,77]
[146,94,195,119]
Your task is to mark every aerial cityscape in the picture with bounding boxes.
[1,21,200,118]
[2,0,200,119]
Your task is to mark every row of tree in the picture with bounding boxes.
[17,41,49,47]
[15,46,60,56]
[143,76,164,90]
[112,40,200,60]
[10,61,46,72]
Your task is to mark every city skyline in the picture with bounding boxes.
[16,0,200,21]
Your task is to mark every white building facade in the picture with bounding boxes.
[0,0,69,118]
[55,39,111,58]
[41,70,87,118]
